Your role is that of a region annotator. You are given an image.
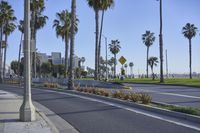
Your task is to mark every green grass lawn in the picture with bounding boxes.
[112,78,200,87]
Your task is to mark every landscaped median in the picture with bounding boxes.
[111,78,200,87]
[32,82,200,124]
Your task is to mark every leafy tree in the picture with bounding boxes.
[142,30,155,78]
[148,57,159,80]
[109,39,121,78]
[41,62,52,77]
[182,23,198,79]
[11,60,18,74]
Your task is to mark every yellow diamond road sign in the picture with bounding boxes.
[119,56,126,65]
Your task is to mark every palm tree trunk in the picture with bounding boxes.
[64,37,69,78]
[151,67,154,80]
[68,0,76,90]
[189,39,192,79]
[159,0,164,83]
[146,46,149,78]
[18,33,23,77]
[114,54,116,78]
[94,9,99,80]
[3,34,7,79]
[0,26,3,83]
[98,10,105,80]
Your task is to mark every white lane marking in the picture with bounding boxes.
[158,93,200,99]
[35,88,200,131]
[134,88,200,99]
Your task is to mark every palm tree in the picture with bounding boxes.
[124,64,128,76]
[157,0,164,83]
[30,0,48,78]
[18,20,24,76]
[109,39,121,78]
[3,22,16,78]
[86,0,102,80]
[148,57,159,80]
[68,0,77,90]
[53,10,73,78]
[182,23,198,79]
[98,0,114,79]
[142,30,155,78]
[0,1,14,82]
[129,62,134,78]
[0,1,16,79]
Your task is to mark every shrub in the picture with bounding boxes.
[123,94,130,100]
[130,93,141,102]
[140,93,152,104]
[112,91,125,99]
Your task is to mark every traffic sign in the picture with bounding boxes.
[118,56,127,65]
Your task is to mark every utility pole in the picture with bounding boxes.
[102,35,108,81]
[166,49,168,78]
[20,0,36,122]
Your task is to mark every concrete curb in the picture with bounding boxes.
[36,109,59,133]
[60,90,200,124]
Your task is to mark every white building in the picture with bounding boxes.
[52,52,62,65]
[38,53,48,64]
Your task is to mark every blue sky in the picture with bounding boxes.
[5,0,200,75]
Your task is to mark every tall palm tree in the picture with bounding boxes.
[0,1,15,82]
[129,62,134,78]
[148,57,159,80]
[3,22,16,78]
[182,23,198,79]
[109,39,121,78]
[30,0,48,78]
[86,0,102,80]
[18,20,24,76]
[68,0,77,90]
[0,1,16,79]
[142,30,155,78]
[53,10,77,78]
[157,0,164,83]
[98,0,114,80]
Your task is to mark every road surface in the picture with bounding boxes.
[124,83,200,108]
[0,84,199,133]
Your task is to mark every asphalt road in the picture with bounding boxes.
[0,84,199,133]
[124,83,200,108]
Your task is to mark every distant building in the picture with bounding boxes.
[52,52,62,65]
[38,53,48,64]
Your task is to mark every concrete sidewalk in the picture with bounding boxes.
[0,90,54,133]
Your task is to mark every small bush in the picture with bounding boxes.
[43,82,58,88]
[112,91,125,99]
[123,94,130,100]
[140,93,152,104]
[130,93,141,102]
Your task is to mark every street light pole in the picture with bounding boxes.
[20,0,36,122]
[102,35,108,81]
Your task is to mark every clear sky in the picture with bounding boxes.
[5,0,200,75]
